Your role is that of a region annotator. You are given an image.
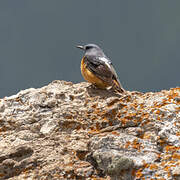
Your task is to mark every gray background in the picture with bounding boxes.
[0,0,180,98]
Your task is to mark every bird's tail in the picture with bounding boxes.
[112,79,125,93]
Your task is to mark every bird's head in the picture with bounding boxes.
[76,44,105,56]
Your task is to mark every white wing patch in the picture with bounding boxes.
[99,57,117,77]
[99,57,112,69]
[99,57,111,64]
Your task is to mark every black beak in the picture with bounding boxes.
[76,45,84,50]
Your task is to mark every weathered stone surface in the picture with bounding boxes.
[0,80,179,179]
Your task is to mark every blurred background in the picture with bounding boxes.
[0,0,180,98]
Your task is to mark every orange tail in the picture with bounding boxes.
[112,79,125,93]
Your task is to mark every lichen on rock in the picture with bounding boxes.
[0,80,179,179]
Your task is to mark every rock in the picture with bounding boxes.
[172,165,180,180]
[0,101,5,112]
[0,145,36,179]
[0,80,179,179]
[40,120,57,135]
[92,150,134,180]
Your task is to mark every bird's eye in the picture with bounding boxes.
[85,46,92,50]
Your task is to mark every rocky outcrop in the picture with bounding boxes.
[0,80,179,179]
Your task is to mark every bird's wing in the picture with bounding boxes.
[99,57,124,91]
[102,57,124,89]
[84,55,125,92]
[84,56,112,83]
[84,55,123,89]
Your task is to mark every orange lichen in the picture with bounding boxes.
[136,168,143,178]
[167,91,179,100]
[111,131,120,136]
[168,161,176,167]
[142,112,150,119]
[157,116,161,121]
[132,103,138,109]
[172,153,180,160]
[158,138,166,146]
[139,104,144,108]
[165,145,180,153]
[88,128,100,134]
[167,171,171,177]
[125,141,131,149]
[142,133,151,140]
[102,117,109,122]
[120,118,128,126]
[164,165,170,171]
[142,160,149,168]
[176,132,180,136]
[133,119,140,125]
[149,164,158,170]
[156,110,161,115]
[132,139,141,151]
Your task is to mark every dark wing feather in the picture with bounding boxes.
[84,56,113,84]
[84,55,125,92]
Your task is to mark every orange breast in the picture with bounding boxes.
[81,57,108,89]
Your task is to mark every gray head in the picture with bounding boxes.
[76,44,105,56]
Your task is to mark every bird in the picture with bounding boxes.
[76,43,125,93]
